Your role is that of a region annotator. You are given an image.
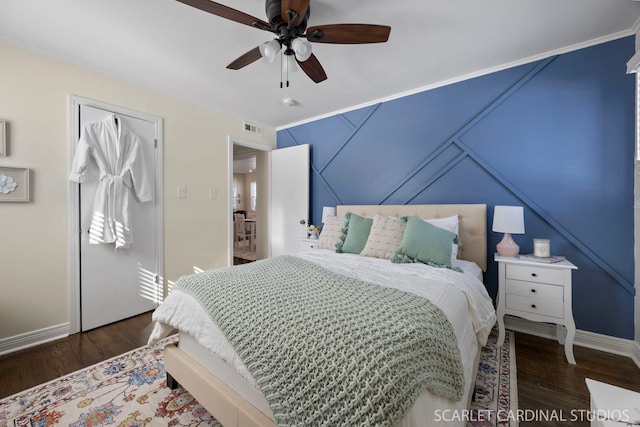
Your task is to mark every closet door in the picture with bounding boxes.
[77,104,159,331]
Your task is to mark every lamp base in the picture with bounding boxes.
[496,233,520,257]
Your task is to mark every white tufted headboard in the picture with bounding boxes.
[336,204,487,271]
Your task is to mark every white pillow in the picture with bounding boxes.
[424,215,460,260]
[315,216,346,250]
[360,215,406,260]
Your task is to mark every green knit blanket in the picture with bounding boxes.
[175,255,464,427]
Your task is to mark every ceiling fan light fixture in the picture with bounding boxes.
[259,39,281,63]
[282,52,299,73]
[291,38,312,62]
[177,0,389,85]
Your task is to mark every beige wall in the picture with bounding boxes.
[0,40,275,340]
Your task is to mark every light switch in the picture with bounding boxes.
[177,185,187,198]
[209,187,217,200]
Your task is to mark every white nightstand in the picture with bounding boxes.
[586,379,640,427]
[299,238,317,251]
[495,254,578,364]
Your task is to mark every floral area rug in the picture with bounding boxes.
[0,328,516,427]
[0,335,221,427]
[468,327,518,427]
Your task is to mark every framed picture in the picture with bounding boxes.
[0,167,30,202]
[0,120,6,157]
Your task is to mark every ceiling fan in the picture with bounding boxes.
[176,0,391,85]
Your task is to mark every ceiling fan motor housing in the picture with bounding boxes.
[265,0,309,32]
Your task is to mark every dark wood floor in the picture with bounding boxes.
[0,312,156,400]
[233,256,255,265]
[514,332,640,426]
[1,311,639,427]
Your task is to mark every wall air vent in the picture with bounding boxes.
[243,121,263,136]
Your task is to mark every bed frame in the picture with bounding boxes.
[165,204,488,427]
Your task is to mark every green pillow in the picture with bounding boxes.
[392,216,461,272]
[336,212,373,254]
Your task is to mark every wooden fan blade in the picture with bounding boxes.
[176,0,271,30]
[297,54,327,83]
[306,24,391,44]
[226,47,262,70]
[281,0,310,27]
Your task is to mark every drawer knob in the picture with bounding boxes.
[531,273,537,277]
[531,289,537,293]
[531,304,537,309]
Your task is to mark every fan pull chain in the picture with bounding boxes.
[279,52,283,88]
[280,53,290,88]
[286,56,290,88]
[285,52,288,88]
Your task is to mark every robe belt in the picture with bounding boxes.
[101,173,132,247]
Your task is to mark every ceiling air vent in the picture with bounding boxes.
[243,121,262,136]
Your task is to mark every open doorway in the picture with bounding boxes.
[233,145,258,263]
[229,137,271,266]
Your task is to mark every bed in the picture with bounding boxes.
[149,204,496,427]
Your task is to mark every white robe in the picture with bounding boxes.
[69,114,153,248]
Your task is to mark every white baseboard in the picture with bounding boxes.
[505,316,640,368]
[0,323,70,356]
[632,341,640,369]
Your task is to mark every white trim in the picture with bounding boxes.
[68,98,82,334]
[627,50,640,74]
[229,136,272,152]
[505,316,639,367]
[0,323,69,356]
[631,15,640,38]
[68,95,164,334]
[278,30,636,131]
[632,341,640,369]
[228,137,234,268]
[635,38,640,371]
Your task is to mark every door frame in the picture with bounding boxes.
[228,136,272,266]
[68,95,164,334]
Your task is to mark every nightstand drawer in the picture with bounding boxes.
[506,264,564,285]
[505,294,564,318]
[299,239,316,251]
[505,279,563,300]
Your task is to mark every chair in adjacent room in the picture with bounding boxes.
[234,213,252,249]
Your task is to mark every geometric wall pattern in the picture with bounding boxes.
[278,36,636,339]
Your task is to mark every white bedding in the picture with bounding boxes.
[149,250,496,426]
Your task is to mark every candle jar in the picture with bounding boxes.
[533,239,551,257]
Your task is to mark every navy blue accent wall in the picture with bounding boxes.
[278,37,636,339]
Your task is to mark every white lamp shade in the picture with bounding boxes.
[492,206,525,234]
[321,206,336,224]
[259,40,281,63]
[291,38,312,62]
[282,53,299,73]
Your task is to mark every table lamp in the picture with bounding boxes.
[321,206,336,224]
[492,205,525,257]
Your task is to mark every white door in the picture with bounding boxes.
[76,104,159,331]
[270,144,310,256]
